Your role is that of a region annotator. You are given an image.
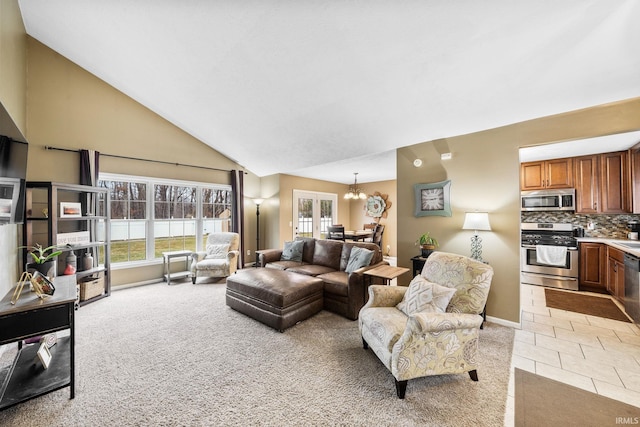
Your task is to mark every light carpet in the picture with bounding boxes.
[0,281,514,426]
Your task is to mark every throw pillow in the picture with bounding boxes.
[396,276,457,316]
[345,246,374,273]
[281,240,304,262]
[206,244,230,259]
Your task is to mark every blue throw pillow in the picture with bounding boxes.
[281,240,304,262]
[345,246,374,273]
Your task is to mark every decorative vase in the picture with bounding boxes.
[83,252,94,271]
[420,245,435,258]
[64,252,77,275]
[26,260,56,278]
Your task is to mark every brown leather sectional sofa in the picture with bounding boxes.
[257,237,388,320]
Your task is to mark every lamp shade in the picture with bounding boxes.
[462,212,491,231]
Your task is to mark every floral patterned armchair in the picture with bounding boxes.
[358,251,493,398]
[191,232,240,283]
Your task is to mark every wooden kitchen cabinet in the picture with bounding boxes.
[631,147,640,213]
[520,158,573,191]
[607,246,625,302]
[579,242,607,292]
[574,151,630,214]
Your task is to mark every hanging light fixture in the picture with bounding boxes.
[344,172,367,200]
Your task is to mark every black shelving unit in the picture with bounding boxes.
[22,182,111,305]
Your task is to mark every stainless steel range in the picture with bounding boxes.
[521,222,579,290]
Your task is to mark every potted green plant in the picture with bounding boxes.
[417,232,439,257]
[22,243,63,277]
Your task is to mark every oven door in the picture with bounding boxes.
[520,246,579,290]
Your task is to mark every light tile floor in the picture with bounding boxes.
[504,284,640,426]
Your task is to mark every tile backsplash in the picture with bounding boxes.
[521,212,640,239]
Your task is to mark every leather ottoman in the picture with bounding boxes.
[226,269,324,332]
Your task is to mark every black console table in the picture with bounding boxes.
[411,255,429,277]
[0,276,76,410]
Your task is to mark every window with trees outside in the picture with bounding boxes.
[99,173,232,264]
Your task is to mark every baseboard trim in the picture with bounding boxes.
[113,279,164,291]
[486,315,520,329]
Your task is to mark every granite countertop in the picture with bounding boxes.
[576,237,640,257]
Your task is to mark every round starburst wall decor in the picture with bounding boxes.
[365,192,392,220]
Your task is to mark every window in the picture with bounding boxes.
[292,190,337,239]
[153,184,197,257]
[99,173,232,265]
[100,180,147,263]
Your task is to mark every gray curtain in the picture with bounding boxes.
[231,170,245,268]
[80,149,99,186]
[80,149,100,264]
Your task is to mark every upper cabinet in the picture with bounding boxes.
[520,158,573,191]
[574,151,630,214]
[632,147,640,214]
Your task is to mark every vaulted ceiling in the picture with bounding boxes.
[18,1,640,183]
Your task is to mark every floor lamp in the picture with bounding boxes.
[462,212,491,262]
[254,198,264,266]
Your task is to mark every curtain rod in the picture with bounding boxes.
[44,145,246,174]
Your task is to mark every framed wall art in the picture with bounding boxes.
[414,180,452,217]
[60,202,82,218]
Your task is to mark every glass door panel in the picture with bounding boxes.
[292,190,337,240]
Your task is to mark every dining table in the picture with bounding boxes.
[344,230,373,241]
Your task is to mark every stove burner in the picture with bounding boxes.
[521,222,577,248]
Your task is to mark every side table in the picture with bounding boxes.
[162,250,193,285]
[0,277,76,410]
[411,255,428,276]
[363,265,410,301]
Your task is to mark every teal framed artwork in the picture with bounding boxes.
[414,180,452,217]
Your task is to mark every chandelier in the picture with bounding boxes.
[344,173,367,200]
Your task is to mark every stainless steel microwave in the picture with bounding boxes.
[521,188,576,211]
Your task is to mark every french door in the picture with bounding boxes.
[292,190,337,240]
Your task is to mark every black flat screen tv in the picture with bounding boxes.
[0,135,28,224]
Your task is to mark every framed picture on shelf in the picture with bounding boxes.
[414,180,452,217]
[60,202,82,218]
[36,342,52,369]
[31,271,56,296]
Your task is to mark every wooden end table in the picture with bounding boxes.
[364,265,410,286]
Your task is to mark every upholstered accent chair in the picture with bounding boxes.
[191,232,240,283]
[358,251,493,398]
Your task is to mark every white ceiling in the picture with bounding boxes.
[519,131,640,163]
[17,1,640,184]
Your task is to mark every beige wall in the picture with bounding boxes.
[348,179,397,256]
[398,97,640,324]
[268,174,351,248]
[25,38,259,286]
[258,174,398,259]
[0,0,26,298]
[0,0,27,132]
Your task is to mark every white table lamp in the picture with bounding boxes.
[462,212,491,262]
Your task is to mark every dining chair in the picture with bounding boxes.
[371,224,384,247]
[326,225,346,241]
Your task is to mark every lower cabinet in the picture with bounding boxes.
[607,246,625,303]
[579,243,607,292]
[579,242,626,300]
